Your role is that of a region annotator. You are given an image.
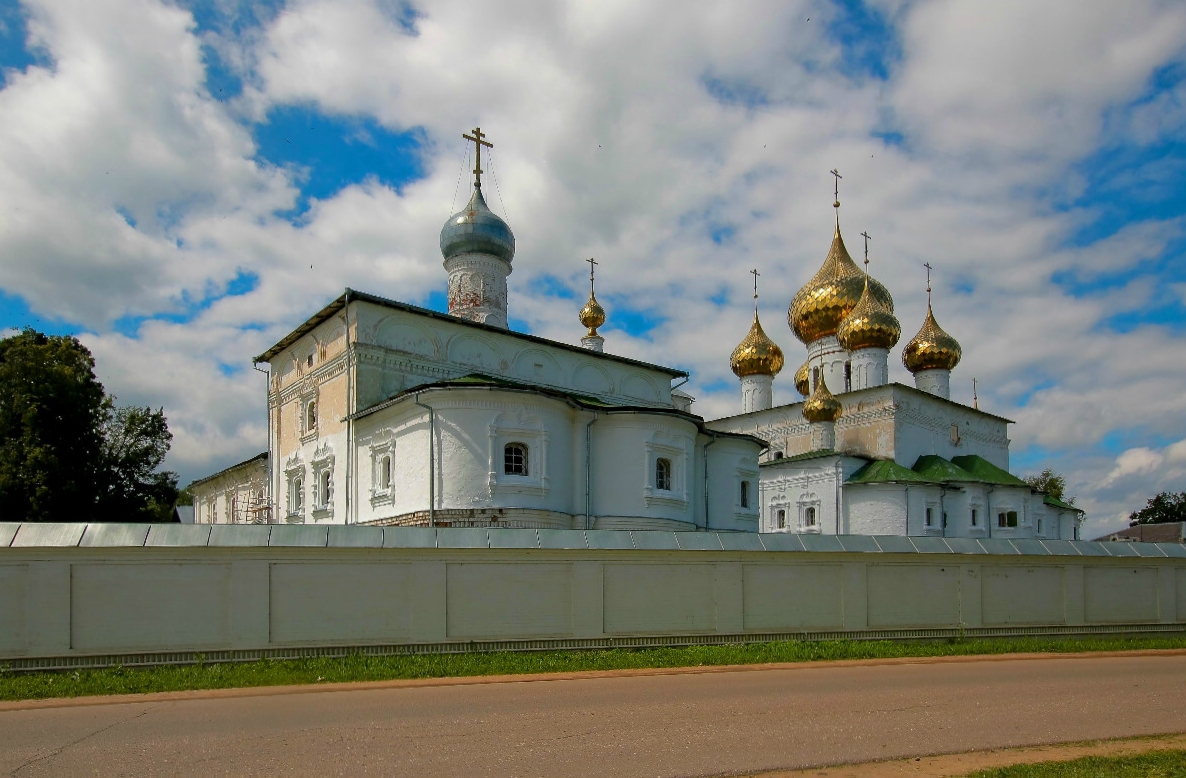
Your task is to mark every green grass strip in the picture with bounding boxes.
[968,748,1186,776]
[2,634,1185,702]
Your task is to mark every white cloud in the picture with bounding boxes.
[2,0,1186,512]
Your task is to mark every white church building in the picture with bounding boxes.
[190,130,1083,539]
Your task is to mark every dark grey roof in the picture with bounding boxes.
[347,373,768,449]
[254,288,687,378]
[187,452,268,490]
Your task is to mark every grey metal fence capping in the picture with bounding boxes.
[0,522,1180,557]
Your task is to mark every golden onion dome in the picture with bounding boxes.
[794,359,810,397]
[902,305,962,372]
[837,278,902,351]
[730,314,785,378]
[802,373,842,423]
[789,227,893,344]
[579,292,606,336]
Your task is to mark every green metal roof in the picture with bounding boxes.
[848,459,935,484]
[1043,494,1083,512]
[950,455,1028,486]
[911,455,979,482]
[761,449,846,466]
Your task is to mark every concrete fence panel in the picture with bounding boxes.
[741,563,843,631]
[1084,566,1159,624]
[982,566,1064,626]
[0,524,1184,669]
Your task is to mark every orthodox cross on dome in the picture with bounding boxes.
[924,261,933,306]
[463,127,493,189]
[860,231,872,272]
[830,168,842,225]
[586,256,598,295]
[973,377,979,410]
[750,267,760,314]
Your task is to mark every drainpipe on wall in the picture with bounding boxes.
[985,485,995,539]
[584,412,599,530]
[904,483,910,535]
[344,290,353,524]
[703,432,720,532]
[413,393,435,527]
[252,363,272,523]
[834,460,842,536]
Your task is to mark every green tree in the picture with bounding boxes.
[0,328,108,521]
[1129,491,1186,526]
[0,328,179,522]
[1024,467,1074,505]
[95,406,179,522]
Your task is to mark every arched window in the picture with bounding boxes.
[804,506,817,527]
[380,455,392,490]
[655,458,672,491]
[306,401,317,431]
[777,509,786,529]
[773,451,784,460]
[844,361,852,392]
[293,477,304,511]
[504,443,529,476]
[812,366,820,391]
[319,470,332,506]
[740,480,750,508]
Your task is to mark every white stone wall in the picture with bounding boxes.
[348,387,760,530]
[740,373,773,414]
[351,300,676,411]
[190,458,269,525]
[708,383,1011,470]
[806,335,850,394]
[758,456,868,534]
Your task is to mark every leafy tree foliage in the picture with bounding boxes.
[1024,468,1074,505]
[0,328,178,522]
[95,406,178,523]
[0,329,108,521]
[1129,491,1186,526]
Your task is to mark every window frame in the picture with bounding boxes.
[655,457,672,491]
[503,442,530,477]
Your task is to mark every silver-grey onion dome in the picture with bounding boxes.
[440,186,515,263]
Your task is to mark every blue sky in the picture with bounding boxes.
[0,0,1185,536]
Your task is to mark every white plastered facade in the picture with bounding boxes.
[256,293,764,530]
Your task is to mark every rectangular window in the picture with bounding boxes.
[740,480,750,508]
[925,507,934,527]
[655,458,672,491]
[504,443,529,476]
[777,509,786,529]
[844,361,851,392]
[971,508,978,526]
[997,511,1018,528]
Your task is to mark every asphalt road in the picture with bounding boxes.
[2,654,1185,777]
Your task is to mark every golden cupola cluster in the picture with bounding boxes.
[730,313,785,378]
[802,373,842,423]
[836,275,901,352]
[788,226,894,345]
[794,359,810,397]
[902,304,962,373]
